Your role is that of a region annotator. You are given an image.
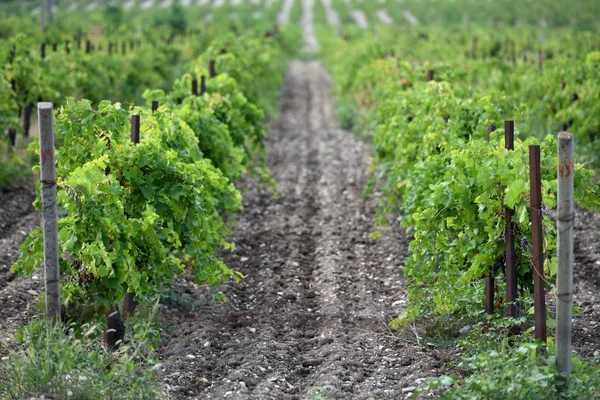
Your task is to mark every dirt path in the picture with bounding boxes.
[155,60,443,399]
[0,182,42,357]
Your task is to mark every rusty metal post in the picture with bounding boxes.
[485,125,497,315]
[22,104,33,138]
[130,115,140,144]
[529,145,547,344]
[505,120,518,320]
[209,59,216,78]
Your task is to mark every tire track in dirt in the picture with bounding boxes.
[156,60,443,399]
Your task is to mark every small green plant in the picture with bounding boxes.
[310,385,335,400]
[418,341,600,399]
[0,307,164,399]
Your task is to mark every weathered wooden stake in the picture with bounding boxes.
[104,306,123,349]
[22,104,33,138]
[529,145,547,345]
[427,70,434,81]
[556,132,575,383]
[151,101,158,113]
[6,128,16,147]
[485,124,497,315]
[504,120,518,321]
[123,115,141,319]
[41,43,46,59]
[38,102,61,326]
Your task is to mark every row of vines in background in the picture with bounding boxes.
[319,21,600,397]
[0,0,294,190]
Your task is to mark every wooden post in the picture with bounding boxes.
[6,128,16,147]
[41,43,46,59]
[427,70,434,81]
[505,120,518,321]
[556,132,575,383]
[22,104,33,138]
[65,40,70,55]
[176,97,183,105]
[38,102,61,326]
[123,115,140,319]
[485,125,497,315]
[151,101,158,113]
[104,306,124,349]
[52,43,57,52]
[200,75,206,95]
[86,40,91,54]
[529,145,547,344]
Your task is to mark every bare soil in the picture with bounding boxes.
[0,181,41,358]
[572,208,600,360]
[154,60,445,399]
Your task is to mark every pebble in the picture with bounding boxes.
[204,341,211,348]
[186,355,196,359]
